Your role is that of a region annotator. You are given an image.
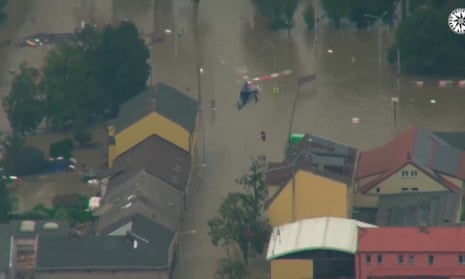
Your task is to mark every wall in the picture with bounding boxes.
[271,259,313,279]
[35,270,169,279]
[108,112,190,167]
[267,170,348,227]
[366,164,446,195]
[441,174,464,189]
[356,252,465,279]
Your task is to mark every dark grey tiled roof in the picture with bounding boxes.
[109,135,191,192]
[266,134,358,186]
[96,170,183,233]
[376,191,461,227]
[0,220,71,271]
[37,214,174,270]
[434,131,465,151]
[109,82,198,133]
[412,126,465,179]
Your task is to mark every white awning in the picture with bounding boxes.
[266,216,376,260]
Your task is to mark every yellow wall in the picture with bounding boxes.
[271,259,313,279]
[108,112,190,167]
[366,164,448,194]
[267,170,348,227]
[441,174,464,189]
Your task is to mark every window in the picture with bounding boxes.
[411,187,419,191]
[401,187,409,192]
[375,187,380,193]
[377,255,383,265]
[411,170,418,178]
[365,255,371,264]
[408,255,415,265]
[398,255,404,265]
[428,255,434,265]
[401,170,409,178]
[459,255,465,264]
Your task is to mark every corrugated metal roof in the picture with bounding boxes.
[375,191,461,227]
[266,217,376,260]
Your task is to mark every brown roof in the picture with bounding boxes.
[96,170,184,233]
[109,134,191,191]
[266,134,357,186]
[356,125,465,194]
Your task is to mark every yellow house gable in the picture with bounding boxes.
[366,164,449,195]
[108,112,191,167]
[267,170,349,227]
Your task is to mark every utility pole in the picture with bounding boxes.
[197,65,206,167]
[364,12,388,71]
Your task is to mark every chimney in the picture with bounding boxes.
[418,222,430,233]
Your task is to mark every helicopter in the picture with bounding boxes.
[237,81,259,110]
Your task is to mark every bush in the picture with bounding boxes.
[49,137,74,158]
[52,193,88,210]
[3,143,49,176]
[303,5,315,30]
[73,128,93,147]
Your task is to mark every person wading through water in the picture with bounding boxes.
[260,131,266,142]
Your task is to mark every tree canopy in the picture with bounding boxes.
[214,256,249,279]
[41,42,99,130]
[3,63,43,136]
[91,21,151,116]
[253,0,298,30]
[4,20,150,134]
[0,177,17,223]
[209,157,271,264]
[0,0,7,24]
[389,1,465,76]
[321,0,397,29]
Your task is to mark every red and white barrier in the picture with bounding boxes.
[250,70,292,82]
[410,79,465,88]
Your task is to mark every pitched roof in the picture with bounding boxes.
[110,82,199,133]
[96,170,183,233]
[358,226,465,253]
[267,217,376,260]
[375,191,461,227]
[109,134,191,191]
[356,125,465,193]
[37,216,174,270]
[434,131,465,151]
[0,220,71,271]
[266,134,357,186]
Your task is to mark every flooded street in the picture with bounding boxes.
[2,0,465,277]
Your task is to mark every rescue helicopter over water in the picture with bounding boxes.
[237,81,259,110]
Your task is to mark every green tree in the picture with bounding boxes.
[41,42,100,130]
[2,135,49,176]
[92,21,150,116]
[390,3,465,76]
[303,4,315,30]
[253,0,298,30]
[0,177,17,223]
[3,63,44,136]
[208,192,270,264]
[0,0,7,24]
[236,156,267,218]
[321,0,397,29]
[215,256,249,279]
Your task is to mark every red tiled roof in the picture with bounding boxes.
[358,227,465,253]
[356,125,418,179]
